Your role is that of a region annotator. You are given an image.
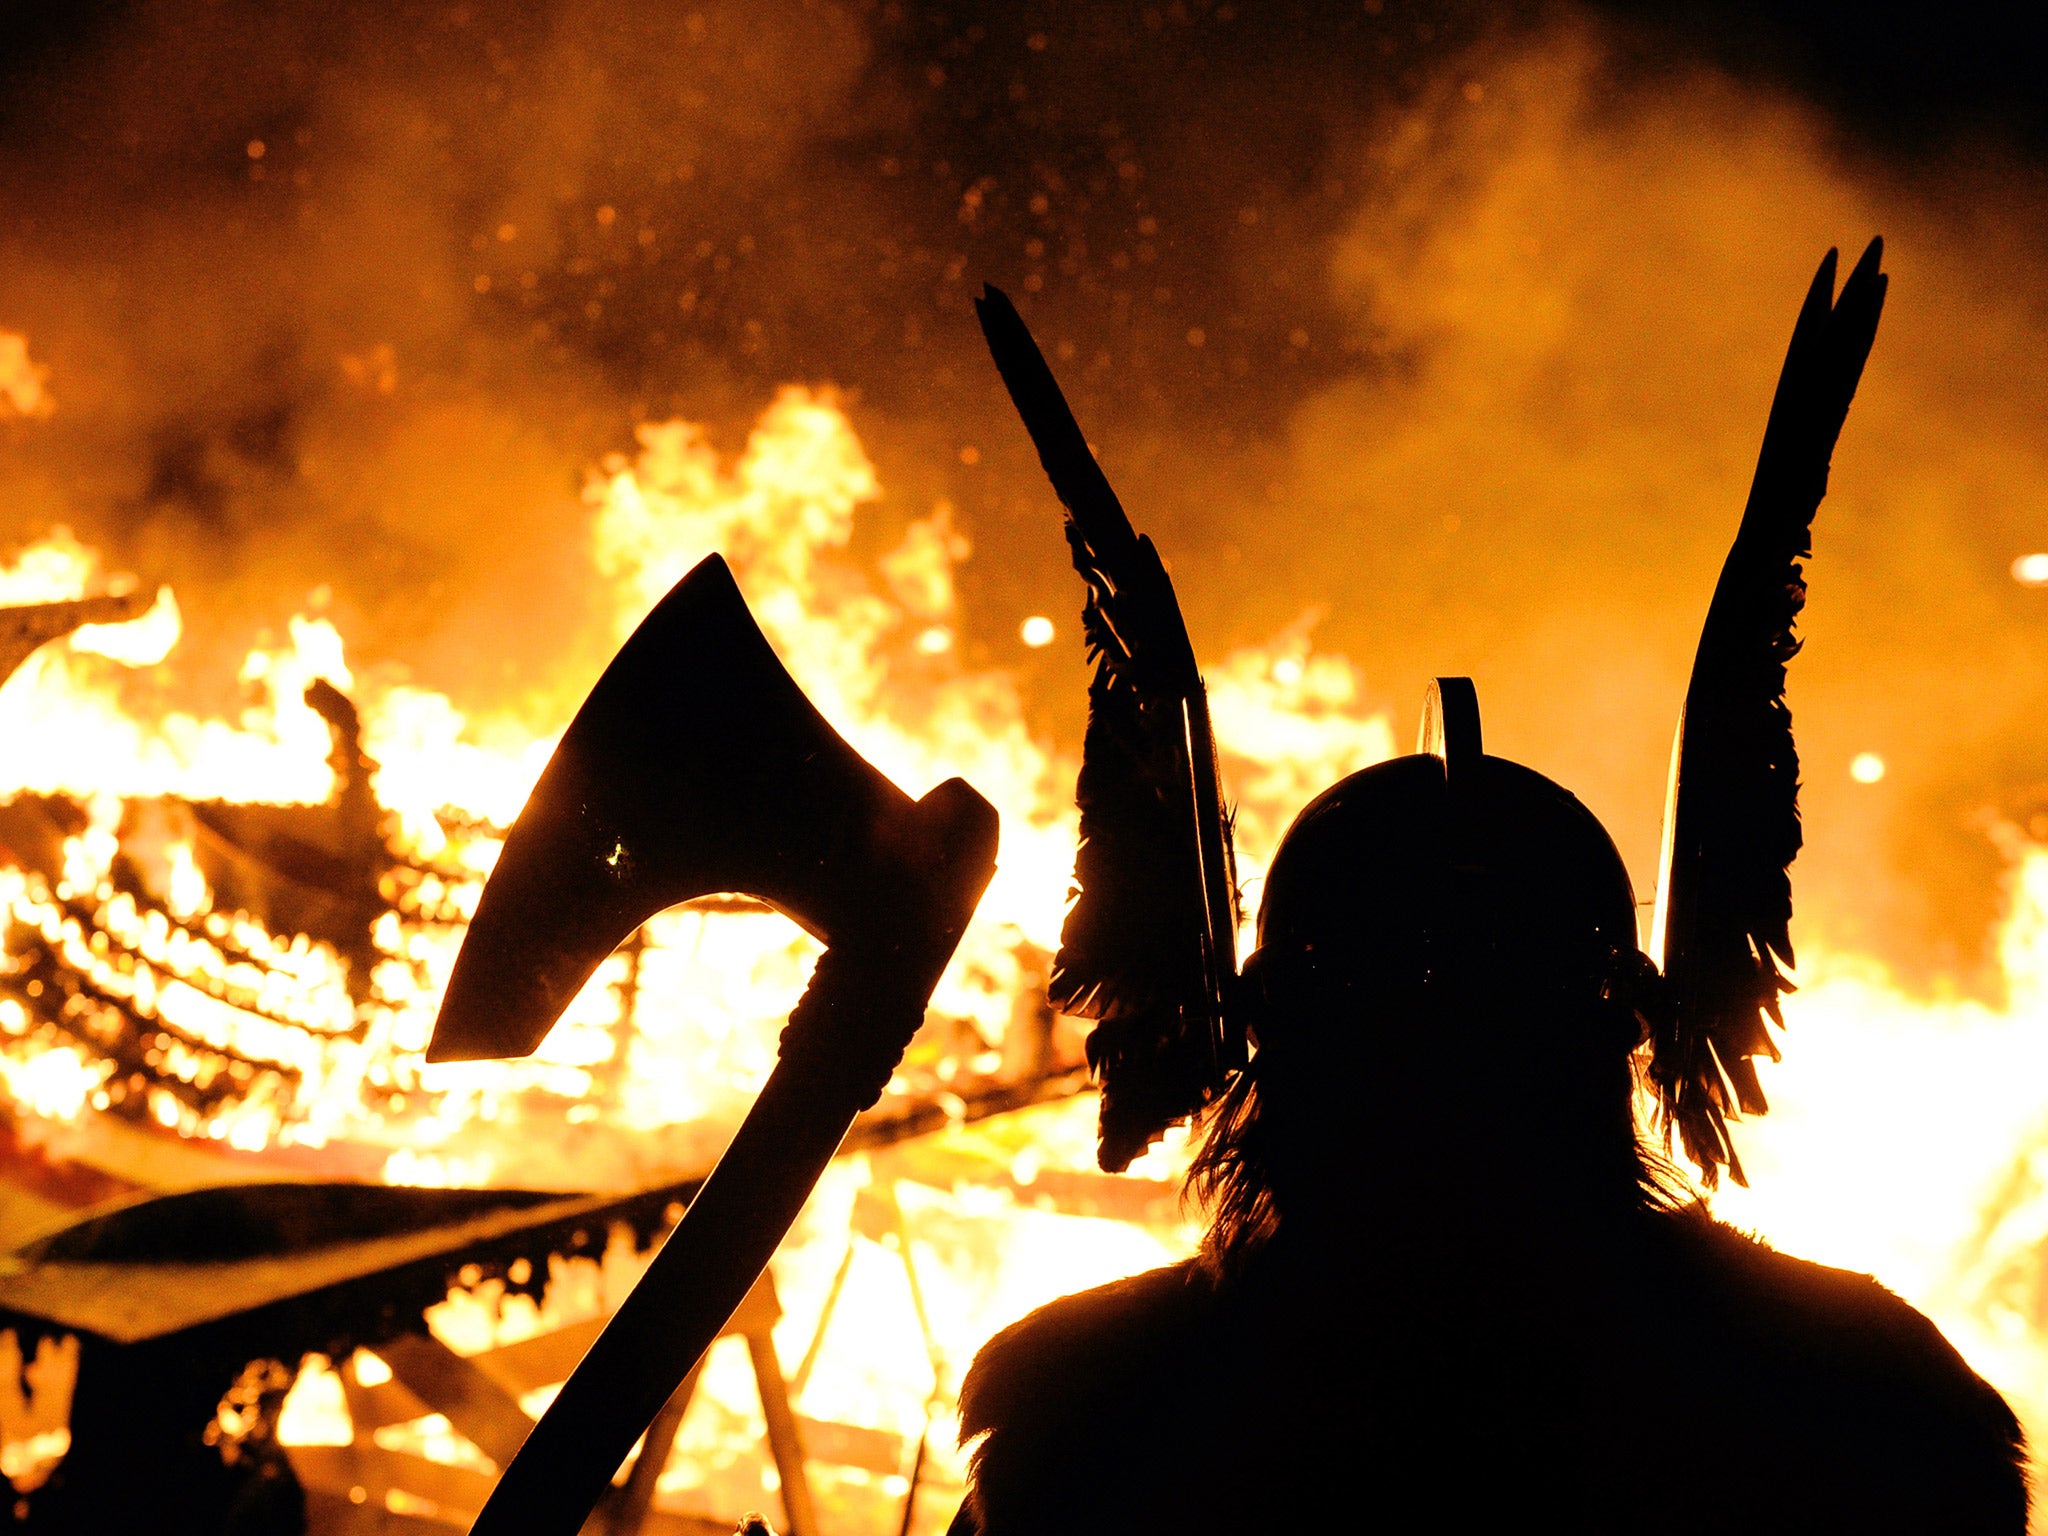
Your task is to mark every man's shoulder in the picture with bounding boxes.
[957,1258,1212,1441]
[1655,1206,2026,1521]
[1664,1206,2000,1389]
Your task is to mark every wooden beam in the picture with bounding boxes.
[290,1441,494,1520]
[595,1357,706,1536]
[377,1331,536,1470]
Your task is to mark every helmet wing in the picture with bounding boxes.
[1651,239,1888,1184]
[976,285,1242,1171]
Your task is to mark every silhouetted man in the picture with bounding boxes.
[950,750,2026,1532]
[955,244,2026,1532]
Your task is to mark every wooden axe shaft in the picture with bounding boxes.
[466,1059,859,1535]
[465,780,997,1536]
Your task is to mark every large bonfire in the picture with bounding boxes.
[0,344,2043,1524]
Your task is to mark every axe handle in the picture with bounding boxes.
[465,1054,859,1536]
[463,777,997,1536]
[465,941,980,1535]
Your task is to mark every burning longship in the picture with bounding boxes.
[0,328,2040,1535]
[0,0,2041,1525]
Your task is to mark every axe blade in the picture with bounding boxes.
[428,554,914,1064]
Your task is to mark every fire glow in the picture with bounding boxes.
[0,0,2040,1523]
[0,383,1390,1526]
[0,318,2045,1521]
[0,388,1395,1193]
[0,81,2048,1515]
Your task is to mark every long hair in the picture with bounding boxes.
[1184,1058,1279,1276]
[1186,983,1694,1279]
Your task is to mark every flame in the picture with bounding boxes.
[1712,835,2048,1465]
[0,384,1379,1528]
[0,532,342,806]
[0,333,51,420]
[0,1330,75,1495]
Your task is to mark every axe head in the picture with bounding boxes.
[429,554,974,1063]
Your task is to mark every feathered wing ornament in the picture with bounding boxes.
[974,285,1241,1172]
[1650,239,1888,1186]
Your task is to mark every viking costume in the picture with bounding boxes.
[951,245,2027,1533]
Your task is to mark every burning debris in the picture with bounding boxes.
[0,1089,1193,1532]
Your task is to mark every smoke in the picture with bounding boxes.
[1282,24,2048,991]
[0,0,898,720]
[0,1,2040,987]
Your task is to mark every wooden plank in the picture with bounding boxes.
[294,1422,749,1535]
[341,1355,435,1433]
[640,1512,742,1536]
[470,1315,606,1396]
[728,1272,781,1335]
[0,594,151,688]
[0,1190,632,1342]
[303,1487,463,1534]
[468,1270,778,1400]
[289,1441,494,1519]
[746,1329,817,1536]
[609,1511,734,1536]
[596,1357,705,1536]
[792,1415,905,1476]
[377,1332,535,1469]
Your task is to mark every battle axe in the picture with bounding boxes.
[427,554,999,1536]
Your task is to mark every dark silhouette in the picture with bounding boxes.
[955,245,2027,1530]
[949,753,2026,1532]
